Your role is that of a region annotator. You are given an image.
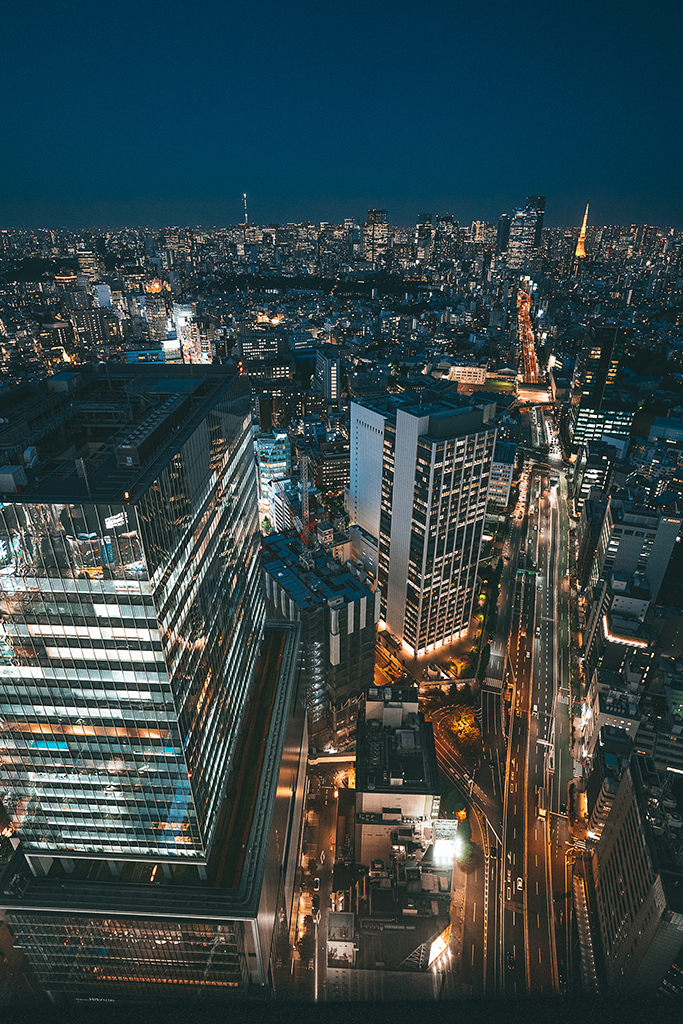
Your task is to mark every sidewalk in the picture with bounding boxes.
[406,616,482,679]
[449,855,468,979]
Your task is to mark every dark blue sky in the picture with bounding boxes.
[2,0,682,228]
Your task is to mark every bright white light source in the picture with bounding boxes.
[429,932,448,964]
[434,838,457,865]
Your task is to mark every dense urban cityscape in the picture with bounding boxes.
[0,198,683,1015]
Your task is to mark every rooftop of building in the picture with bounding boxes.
[596,688,641,722]
[609,493,682,525]
[0,363,244,505]
[492,440,517,464]
[261,532,374,610]
[0,622,302,922]
[353,391,495,441]
[355,686,439,795]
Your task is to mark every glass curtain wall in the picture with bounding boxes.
[0,377,264,860]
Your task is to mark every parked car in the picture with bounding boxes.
[313,877,320,891]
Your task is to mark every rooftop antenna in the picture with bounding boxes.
[243,193,248,226]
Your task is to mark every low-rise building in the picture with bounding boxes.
[354,686,439,867]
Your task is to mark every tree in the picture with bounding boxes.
[297,930,315,961]
[458,817,472,843]
[457,840,474,868]
[262,517,271,534]
[442,788,466,817]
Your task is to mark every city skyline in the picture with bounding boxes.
[3,0,683,1006]
[3,207,681,233]
[3,173,683,1001]
[2,1,683,229]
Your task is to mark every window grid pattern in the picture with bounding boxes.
[5,912,248,994]
[0,380,264,859]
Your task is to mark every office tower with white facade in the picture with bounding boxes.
[349,396,496,656]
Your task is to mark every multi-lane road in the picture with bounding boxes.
[499,454,575,995]
[431,437,576,997]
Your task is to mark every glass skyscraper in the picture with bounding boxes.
[0,365,264,865]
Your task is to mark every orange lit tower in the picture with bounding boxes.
[575,202,589,260]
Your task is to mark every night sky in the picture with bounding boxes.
[2,0,682,229]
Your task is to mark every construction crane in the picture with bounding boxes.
[243,193,248,226]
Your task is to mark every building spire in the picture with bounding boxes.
[575,202,589,259]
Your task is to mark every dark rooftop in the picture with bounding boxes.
[355,687,439,795]
[0,363,243,505]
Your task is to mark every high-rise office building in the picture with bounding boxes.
[315,345,341,402]
[589,496,681,600]
[262,533,378,744]
[256,431,292,494]
[316,440,350,496]
[349,396,496,655]
[0,366,308,998]
[526,195,546,249]
[488,441,517,508]
[505,197,545,269]
[143,282,169,351]
[76,248,100,280]
[1,623,305,998]
[580,324,623,406]
[506,207,538,270]
[569,323,636,448]
[594,755,683,991]
[172,302,203,363]
[69,308,112,357]
[496,213,511,253]
[364,209,389,265]
[0,364,264,866]
[571,442,614,512]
